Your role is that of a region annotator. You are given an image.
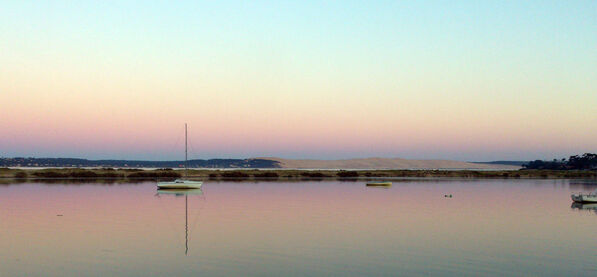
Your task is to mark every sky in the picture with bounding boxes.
[1,0,596,161]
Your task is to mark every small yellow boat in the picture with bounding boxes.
[366,181,392,187]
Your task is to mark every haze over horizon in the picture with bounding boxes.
[1,1,596,161]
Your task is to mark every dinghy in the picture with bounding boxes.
[366,181,392,187]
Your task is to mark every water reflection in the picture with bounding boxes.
[2,180,597,276]
[155,189,205,255]
[568,179,597,191]
[571,202,597,215]
[156,188,204,197]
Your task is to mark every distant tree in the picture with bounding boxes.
[523,160,565,170]
[523,153,597,170]
[567,153,597,170]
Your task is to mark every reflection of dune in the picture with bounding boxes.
[262,157,520,170]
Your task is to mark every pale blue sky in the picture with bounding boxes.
[1,1,596,161]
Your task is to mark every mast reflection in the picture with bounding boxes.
[155,188,204,255]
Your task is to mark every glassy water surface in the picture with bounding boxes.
[1,179,596,276]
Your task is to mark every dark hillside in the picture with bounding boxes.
[0,157,281,168]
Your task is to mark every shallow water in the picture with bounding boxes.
[1,179,596,276]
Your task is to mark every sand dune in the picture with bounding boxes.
[260,157,520,170]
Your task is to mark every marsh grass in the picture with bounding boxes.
[0,168,595,181]
[14,171,27,179]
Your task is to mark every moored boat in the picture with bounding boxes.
[157,179,203,189]
[158,123,203,190]
[571,188,597,203]
[366,181,392,187]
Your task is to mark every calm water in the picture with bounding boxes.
[1,179,596,276]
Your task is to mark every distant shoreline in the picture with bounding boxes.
[1,168,595,181]
[0,157,521,170]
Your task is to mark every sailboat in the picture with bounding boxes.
[157,123,203,189]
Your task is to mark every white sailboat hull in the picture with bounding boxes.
[158,180,203,189]
[571,194,597,203]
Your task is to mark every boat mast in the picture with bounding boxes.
[185,123,188,177]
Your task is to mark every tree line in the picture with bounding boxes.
[523,153,597,170]
[0,157,281,168]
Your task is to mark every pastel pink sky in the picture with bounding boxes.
[1,1,596,161]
